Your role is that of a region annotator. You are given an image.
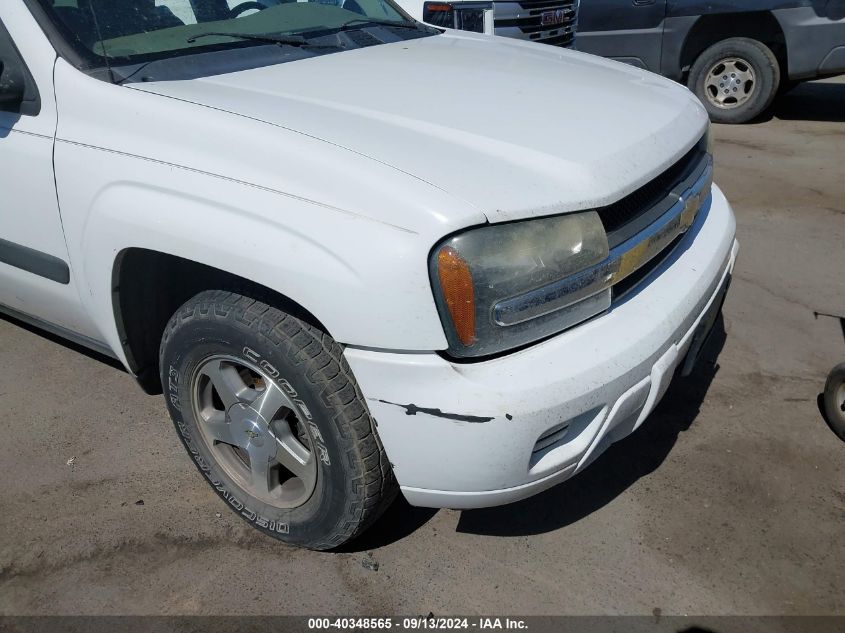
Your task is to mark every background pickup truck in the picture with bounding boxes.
[393,0,578,48]
[576,0,845,122]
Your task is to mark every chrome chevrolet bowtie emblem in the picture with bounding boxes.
[681,190,703,229]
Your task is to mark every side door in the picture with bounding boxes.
[576,0,668,73]
[0,6,96,340]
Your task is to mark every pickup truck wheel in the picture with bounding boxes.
[688,38,780,124]
[823,363,845,441]
[159,290,397,550]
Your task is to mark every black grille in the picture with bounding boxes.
[597,136,709,247]
[529,31,574,46]
[510,0,575,10]
[494,0,578,47]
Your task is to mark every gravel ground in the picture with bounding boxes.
[1,77,843,617]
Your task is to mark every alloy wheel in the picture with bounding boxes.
[704,57,756,109]
[191,355,318,508]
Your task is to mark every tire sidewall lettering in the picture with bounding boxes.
[164,341,341,538]
[160,299,373,548]
[242,347,331,467]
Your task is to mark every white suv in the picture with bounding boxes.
[0,0,736,549]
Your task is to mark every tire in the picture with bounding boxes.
[823,363,845,441]
[159,290,397,550]
[688,38,780,124]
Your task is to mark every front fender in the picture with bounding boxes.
[51,61,473,360]
[56,147,451,362]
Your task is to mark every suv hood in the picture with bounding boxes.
[133,32,708,223]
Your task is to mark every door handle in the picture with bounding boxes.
[633,0,655,5]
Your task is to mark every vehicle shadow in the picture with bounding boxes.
[337,495,439,553]
[761,79,845,123]
[454,315,727,538]
[0,312,126,372]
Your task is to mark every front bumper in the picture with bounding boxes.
[345,185,737,509]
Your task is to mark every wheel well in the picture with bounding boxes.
[680,12,787,79]
[112,249,327,395]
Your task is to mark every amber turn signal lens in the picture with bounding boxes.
[437,246,476,346]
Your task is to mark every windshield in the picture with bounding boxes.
[35,0,424,66]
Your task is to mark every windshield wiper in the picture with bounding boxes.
[334,18,422,32]
[186,32,335,48]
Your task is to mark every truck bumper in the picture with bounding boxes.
[774,7,845,79]
[345,185,737,509]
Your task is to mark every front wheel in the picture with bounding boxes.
[159,290,397,549]
[688,38,781,124]
[823,363,845,441]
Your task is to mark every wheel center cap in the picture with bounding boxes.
[228,403,267,448]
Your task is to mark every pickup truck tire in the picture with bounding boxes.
[688,38,780,124]
[159,290,397,550]
[823,363,845,441]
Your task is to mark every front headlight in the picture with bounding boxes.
[430,212,610,358]
[431,128,714,359]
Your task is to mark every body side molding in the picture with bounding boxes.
[0,237,71,284]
